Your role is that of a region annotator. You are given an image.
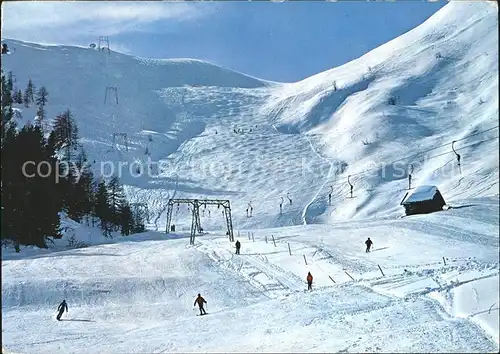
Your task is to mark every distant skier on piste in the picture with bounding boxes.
[56,299,68,321]
[235,240,241,255]
[365,237,373,253]
[194,294,207,315]
[306,272,313,290]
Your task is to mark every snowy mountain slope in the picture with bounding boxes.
[1,39,270,149]
[1,1,498,232]
[262,1,499,223]
[1,1,499,352]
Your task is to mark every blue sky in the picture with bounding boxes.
[2,1,446,82]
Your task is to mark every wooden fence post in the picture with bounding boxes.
[378,264,385,276]
[328,276,336,284]
[265,235,268,243]
[272,235,276,247]
[288,243,292,255]
[303,255,307,265]
[443,257,446,266]
[344,271,354,281]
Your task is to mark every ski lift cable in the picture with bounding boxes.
[326,134,499,189]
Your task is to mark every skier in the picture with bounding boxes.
[306,272,313,290]
[194,294,207,315]
[56,299,68,321]
[365,237,373,253]
[1,43,9,55]
[235,240,241,255]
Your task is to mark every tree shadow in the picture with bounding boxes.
[275,234,302,240]
[5,251,123,261]
[58,252,123,257]
[61,319,95,322]
[144,178,240,197]
[244,250,285,256]
[449,204,477,210]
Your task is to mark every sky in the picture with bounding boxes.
[1,1,447,83]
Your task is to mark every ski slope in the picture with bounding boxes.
[1,1,499,353]
[2,197,499,353]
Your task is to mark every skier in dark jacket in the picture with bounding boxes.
[1,44,8,55]
[194,294,207,315]
[235,240,241,255]
[365,238,373,253]
[56,300,68,321]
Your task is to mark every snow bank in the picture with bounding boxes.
[452,273,499,344]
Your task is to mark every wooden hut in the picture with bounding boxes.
[400,185,446,216]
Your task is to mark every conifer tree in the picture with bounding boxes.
[7,71,14,91]
[35,105,45,131]
[1,124,61,247]
[66,149,94,221]
[23,89,30,107]
[2,69,142,246]
[107,176,126,228]
[94,179,112,237]
[1,71,14,121]
[52,109,79,162]
[13,89,23,104]
[119,202,134,235]
[25,78,35,103]
[1,71,14,138]
[35,86,48,107]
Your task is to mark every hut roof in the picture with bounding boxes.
[402,185,440,205]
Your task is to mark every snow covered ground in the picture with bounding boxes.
[1,1,499,353]
[2,197,498,353]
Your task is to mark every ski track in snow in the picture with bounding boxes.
[301,134,337,225]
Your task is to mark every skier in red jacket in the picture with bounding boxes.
[306,272,313,290]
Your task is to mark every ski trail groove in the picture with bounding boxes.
[301,134,336,225]
[240,254,305,293]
